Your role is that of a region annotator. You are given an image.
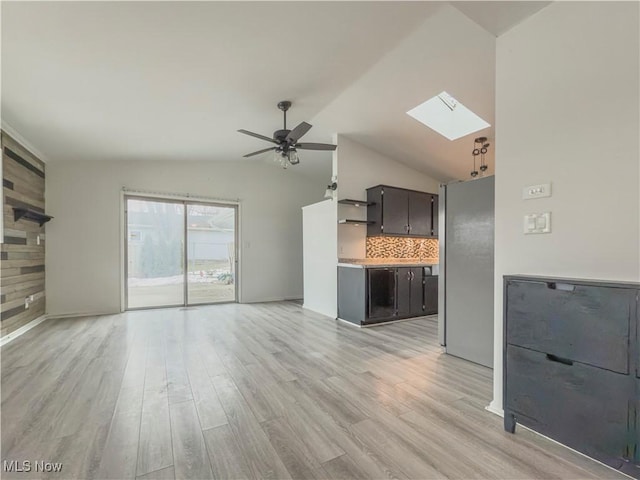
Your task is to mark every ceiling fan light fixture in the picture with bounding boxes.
[288,150,300,165]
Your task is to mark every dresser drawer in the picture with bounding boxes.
[506,280,633,374]
[506,344,632,468]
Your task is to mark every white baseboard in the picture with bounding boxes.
[302,304,337,319]
[243,296,302,304]
[46,311,117,320]
[337,317,361,327]
[485,403,504,417]
[0,314,49,346]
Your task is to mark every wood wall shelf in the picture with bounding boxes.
[338,199,375,207]
[13,208,53,226]
[339,219,375,225]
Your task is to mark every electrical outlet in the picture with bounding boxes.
[523,183,552,200]
[37,235,41,245]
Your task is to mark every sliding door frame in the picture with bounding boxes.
[121,192,240,311]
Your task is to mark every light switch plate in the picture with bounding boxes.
[524,212,551,234]
[523,182,551,200]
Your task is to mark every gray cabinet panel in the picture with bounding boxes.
[506,344,631,468]
[408,192,431,236]
[506,280,632,374]
[337,267,366,324]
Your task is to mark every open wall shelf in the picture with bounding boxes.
[13,208,53,226]
[338,219,374,226]
[338,199,375,207]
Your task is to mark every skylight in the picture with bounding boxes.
[406,91,490,141]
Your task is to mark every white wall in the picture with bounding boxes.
[302,199,338,318]
[335,135,441,258]
[46,160,323,316]
[490,1,640,412]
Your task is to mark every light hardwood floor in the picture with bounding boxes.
[1,302,627,479]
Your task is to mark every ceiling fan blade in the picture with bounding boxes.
[238,129,278,144]
[243,147,276,158]
[295,142,337,151]
[285,122,312,143]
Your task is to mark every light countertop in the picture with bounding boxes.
[338,258,439,269]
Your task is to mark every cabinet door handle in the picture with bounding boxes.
[546,282,575,292]
[546,353,573,366]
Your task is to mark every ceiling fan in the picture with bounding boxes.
[238,101,337,168]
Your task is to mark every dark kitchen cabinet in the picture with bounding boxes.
[397,267,423,317]
[408,191,432,236]
[503,275,640,478]
[367,185,437,237]
[378,187,408,235]
[431,194,439,237]
[338,265,437,326]
[424,276,438,315]
[368,268,396,319]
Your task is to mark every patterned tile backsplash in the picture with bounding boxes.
[366,236,439,260]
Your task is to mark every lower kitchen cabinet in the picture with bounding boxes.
[424,276,438,315]
[368,268,396,320]
[338,265,438,326]
[397,267,424,317]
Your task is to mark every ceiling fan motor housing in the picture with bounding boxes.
[273,129,291,143]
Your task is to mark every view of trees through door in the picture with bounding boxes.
[126,196,237,309]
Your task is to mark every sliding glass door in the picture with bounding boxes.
[187,203,236,304]
[126,198,185,309]
[125,196,237,310]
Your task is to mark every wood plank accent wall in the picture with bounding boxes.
[1,131,46,337]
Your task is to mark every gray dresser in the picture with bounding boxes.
[503,275,639,478]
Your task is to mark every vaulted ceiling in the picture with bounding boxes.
[1,1,550,183]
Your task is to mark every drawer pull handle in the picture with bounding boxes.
[546,353,573,366]
[546,282,575,292]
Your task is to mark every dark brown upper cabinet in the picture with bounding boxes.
[366,185,438,238]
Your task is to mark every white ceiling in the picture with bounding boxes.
[451,1,551,37]
[1,1,550,183]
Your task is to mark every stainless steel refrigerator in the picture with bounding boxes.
[438,176,495,368]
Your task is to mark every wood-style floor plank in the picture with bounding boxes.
[203,424,253,480]
[169,400,213,480]
[1,301,629,480]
